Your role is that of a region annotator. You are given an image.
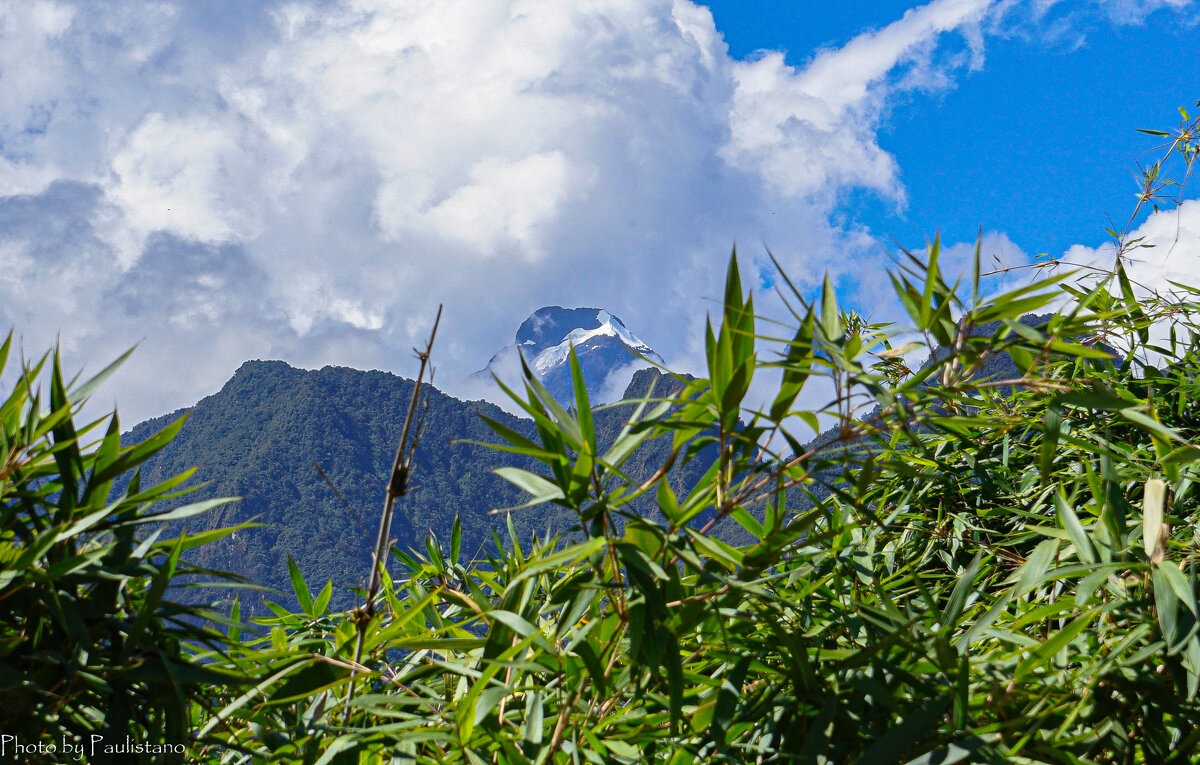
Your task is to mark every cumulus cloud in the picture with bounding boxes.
[1063,200,1200,295]
[0,0,1182,423]
[723,0,992,203]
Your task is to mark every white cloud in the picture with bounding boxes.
[0,0,1182,424]
[0,2,76,197]
[413,152,578,259]
[111,113,263,243]
[1036,201,1200,368]
[1094,0,1192,25]
[987,0,1194,45]
[1063,200,1200,296]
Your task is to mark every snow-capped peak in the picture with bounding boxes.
[474,306,663,404]
[531,310,656,374]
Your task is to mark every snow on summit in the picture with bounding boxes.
[475,307,664,404]
[531,310,657,374]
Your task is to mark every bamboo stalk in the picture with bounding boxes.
[344,305,442,722]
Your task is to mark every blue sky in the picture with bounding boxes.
[0,0,1198,421]
[707,0,1199,256]
[865,30,1196,255]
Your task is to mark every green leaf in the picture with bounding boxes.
[0,331,10,378]
[1056,491,1096,564]
[508,537,607,585]
[665,631,684,736]
[68,344,137,405]
[1046,339,1114,359]
[729,505,765,540]
[970,230,982,305]
[819,273,843,340]
[312,737,357,765]
[271,660,343,702]
[90,415,188,485]
[573,640,608,697]
[227,598,241,644]
[475,414,562,461]
[1164,445,1200,467]
[313,579,333,616]
[492,467,566,510]
[1157,560,1197,616]
[1122,407,1182,443]
[1009,345,1035,374]
[921,235,941,326]
[656,479,681,526]
[489,610,543,641]
[288,554,314,615]
[523,689,545,745]
[83,413,123,504]
[942,553,982,629]
[902,739,986,765]
[122,535,184,657]
[957,589,1014,648]
[724,246,744,314]
[137,496,236,525]
[1154,566,1182,649]
[517,354,584,448]
[1015,539,1060,596]
[569,345,596,454]
[474,685,509,728]
[451,512,462,565]
[1017,607,1101,676]
[1039,405,1062,481]
[770,310,815,421]
[600,412,658,472]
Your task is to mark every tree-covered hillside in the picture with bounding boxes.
[120,361,705,612]
[120,311,1039,615]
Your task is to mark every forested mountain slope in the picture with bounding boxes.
[123,310,1053,613]
[121,361,704,612]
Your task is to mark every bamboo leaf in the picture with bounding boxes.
[288,554,313,615]
[1017,607,1102,677]
[492,467,566,507]
[1056,491,1096,564]
[1157,560,1197,616]
[820,273,843,340]
[942,553,983,630]
[1163,445,1200,467]
[569,345,596,454]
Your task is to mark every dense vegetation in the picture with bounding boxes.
[0,342,245,757]
[2,99,1198,763]
[117,363,706,614]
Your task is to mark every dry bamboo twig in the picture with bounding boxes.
[343,304,442,721]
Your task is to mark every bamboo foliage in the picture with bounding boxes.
[193,230,1200,762]
[0,339,245,764]
[4,98,1200,764]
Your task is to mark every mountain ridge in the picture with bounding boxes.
[121,360,706,614]
[476,306,664,404]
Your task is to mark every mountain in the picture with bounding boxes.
[119,312,1060,616]
[120,362,706,614]
[476,307,664,404]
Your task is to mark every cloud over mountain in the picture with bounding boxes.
[0,0,1190,421]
